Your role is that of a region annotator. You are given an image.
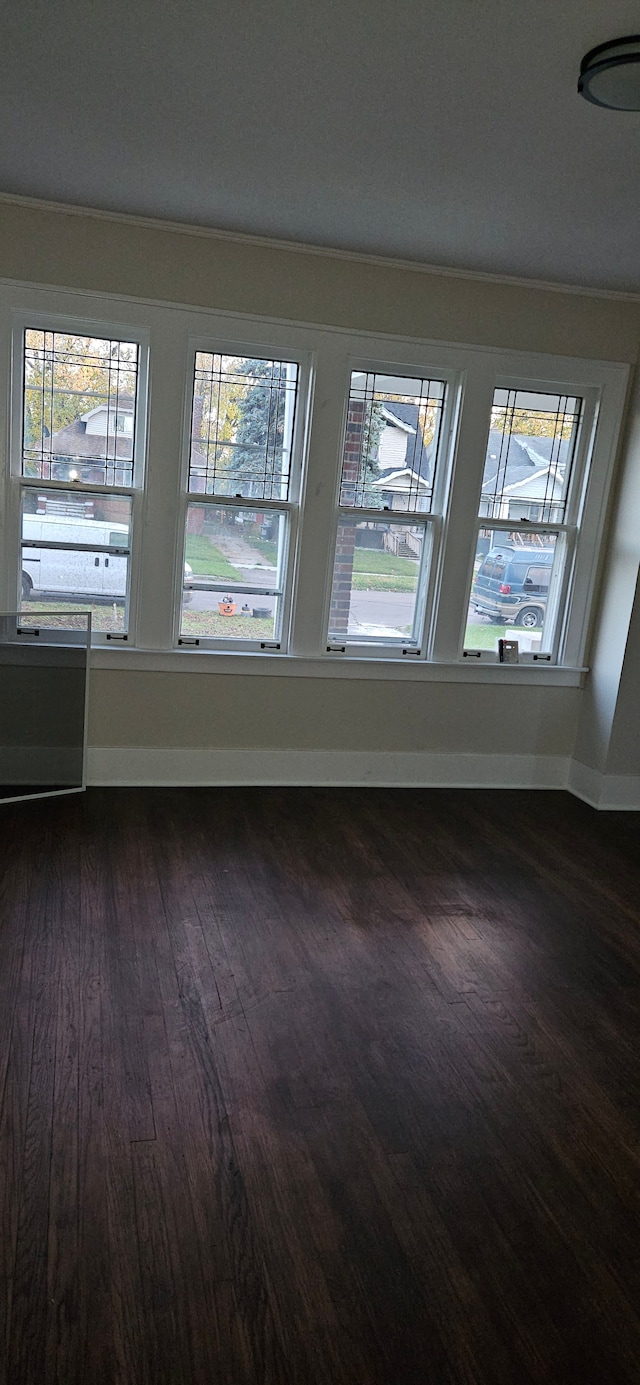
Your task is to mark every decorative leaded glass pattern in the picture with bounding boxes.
[189,354,299,500]
[338,371,446,512]
[23,331,139,486]
[481,388,582,524]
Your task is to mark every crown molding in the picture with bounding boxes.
[0,190,639,304]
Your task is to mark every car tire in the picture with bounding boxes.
[21,571,32,601]
[516,606,543,629]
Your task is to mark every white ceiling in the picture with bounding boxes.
[1,0,639,291]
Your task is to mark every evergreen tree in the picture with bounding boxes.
[230,359,287,496]
[360,399,384,505]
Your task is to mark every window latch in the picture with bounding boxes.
[402,647,420,656]
[260,641,281,650]
[463,649,482,658]
[178,637,200,647]
[326,643,346,653]
[106,632,128,641]
[533,653,551,661]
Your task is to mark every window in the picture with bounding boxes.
[479,388,580,523]
[1,288,623,673]
[463,387,586,661]
[178,350,304,647]
[15,325,147,639]
[326,369,450,652]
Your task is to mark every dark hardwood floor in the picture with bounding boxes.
[1,787,640,1384]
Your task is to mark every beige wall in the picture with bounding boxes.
[89,670,579,758]
[2,195,639,778]
[606,589,640,775]
[1,196,639,360]
[573,366,640,777]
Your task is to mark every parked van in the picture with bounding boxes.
[21,514,193,602]
[21,515,129,600]
[471,543,554,629]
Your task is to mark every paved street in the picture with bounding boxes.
[188,582,415,633]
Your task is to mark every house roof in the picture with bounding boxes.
[482,429,571,498]
[37,417,134,461]
[380,405,415,435]
[378,401,434,484]
[80,400,134,423]
[371,467,430,492]
[35,397,216,470]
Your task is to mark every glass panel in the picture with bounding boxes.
[339,371,446,512]
[465,529,561,655]
[19,565,127,634]
[0,612,89,800]
[181,589,279,641]
[20,492,132,634]
[328,518,429,645]
[481,388,582,523]
[181,504,286,641]
[189,353,298,500]
[23,330,139,485]
[22,489,132,546]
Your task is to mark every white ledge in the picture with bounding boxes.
[89,646,588,686]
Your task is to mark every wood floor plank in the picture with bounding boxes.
[76,818,112,1385]
[1,786,640,1383]
[45,828,81,1385]
[5,817,59,1385]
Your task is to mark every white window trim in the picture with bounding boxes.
[173,337,312,653]
[453,377,607,665]
[429,362,627,668]
[6,308,150,645]
[0,279,629,679]
[321,356,462,659]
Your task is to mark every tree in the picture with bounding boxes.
[228,358,288,496]
[359,398,385,505]
[490,405,574,441]
[23,330,138,465]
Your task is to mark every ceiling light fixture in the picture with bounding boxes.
[578,36,640,110]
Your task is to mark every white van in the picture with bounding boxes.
[21,514,129,600]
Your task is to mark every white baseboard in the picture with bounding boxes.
[85,747,640,807]
[567,758,602,807]
[87,747,570,790]
[568,758,640,809]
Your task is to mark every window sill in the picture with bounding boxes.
[89,645,588,686]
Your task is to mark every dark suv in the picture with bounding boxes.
[471,544,553,629]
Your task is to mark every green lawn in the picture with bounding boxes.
[180,610,274,639]
[185,536,242,579]
[351,573,416,592]
[250,536,278,565]
[353,549,418,577]
[351,547,419,592]
[20,602,125,633]
[464,622,508,649]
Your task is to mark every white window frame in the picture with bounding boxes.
[7,310,149,645]
[427,353,628,672]
[457,376,602,664]
[173,337,312,652]
[0,281,627,683]
[322,357,462,660]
